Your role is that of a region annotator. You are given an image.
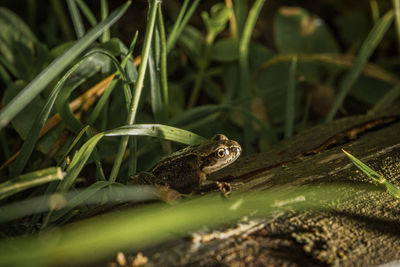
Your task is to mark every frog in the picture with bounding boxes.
[129,134,241,194]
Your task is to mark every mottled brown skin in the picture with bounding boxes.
[130,134,241,193]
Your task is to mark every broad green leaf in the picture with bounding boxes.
[210,38,239,62]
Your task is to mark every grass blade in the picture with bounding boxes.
[0,1,131,130]
[342,149,400,198]
[67,0,85,38]
[58,124,205,193]
[109,0,160,182]
[284,56,297,139]
[0,184,371,266]
[326,10,394,122]
[0,167,64,200]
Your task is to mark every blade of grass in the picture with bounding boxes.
[67,0,85,38]
[393,0,400,53]
[166,0,200,54]
[326,10,394,122]
[50,0,74,40]
[149,46,164,122]
[0,185,165,224]
[0,1,131,130]
[157,5,169,113]
[370,0,380,23]
[284,56,297,139]
[0,167,64,200]
[100,0,110,42]
[58,124,205,193]
[75,0,98,27]
[342,149,400,198]
[238,0,265,98]
[0,183,373,266]
[10,48,128,177]
[109,0,160,183]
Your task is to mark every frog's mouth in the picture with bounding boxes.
[202,146,241,174]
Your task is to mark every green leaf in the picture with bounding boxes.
[0,1,131,130]
[210,38,239,62]
[0,7,41,79]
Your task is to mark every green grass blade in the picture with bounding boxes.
[100,0,110,42]
[326,10,394,122]
[0,167,64,200]
[104,124,206,144]
[58,133,104,192]
[109,0,160,183]
[50,0,74,40]
[0,1,131,130]
[342,149,400,198]
[67,0,85,38]
[149,47,164,122]
[10,48,124,177]
[238,0,266,97]
[284,56,297,139]
[58,124,205,193]
[75,0,98,27]
[57,126,91,168]
[166,0,201,54]
[0,184,371,266]
[0,185,161,223]
[393,0,400,52]
[157,5,169,113]
[50,180,111,222]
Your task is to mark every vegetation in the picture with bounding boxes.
[0,0,399,265]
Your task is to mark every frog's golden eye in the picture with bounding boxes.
[216,148,225,158]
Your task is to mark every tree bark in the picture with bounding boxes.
[112,108,400,266]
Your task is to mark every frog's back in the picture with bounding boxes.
[150,152,201,190]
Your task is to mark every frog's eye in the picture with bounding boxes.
[216,148,225,158]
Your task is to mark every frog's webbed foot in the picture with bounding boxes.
[195,180,232,197]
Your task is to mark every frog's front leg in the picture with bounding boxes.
[196,170,232,196]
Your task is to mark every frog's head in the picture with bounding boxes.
[200,134,242,174]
